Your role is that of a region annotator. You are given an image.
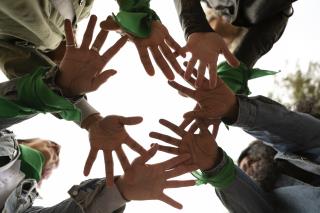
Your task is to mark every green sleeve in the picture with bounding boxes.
[0,67,80,121]
[113,0,160,38]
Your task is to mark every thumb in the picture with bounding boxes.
[222,46,240,67]
[121,116,143,125]
[100,16,121,31]
[135,143,158,164]
[92,69,117,91]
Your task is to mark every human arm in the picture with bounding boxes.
[149,118,274,212]
[168,74,320,154]
[233,12,289,68]
[103,0,185,80]
[82,115,147,187]
[174,0,239,88]
[23,146,195,213]
[174,0,214,39]
[115,144,197,209]
[230,95,320,153]
[0,16,143,186]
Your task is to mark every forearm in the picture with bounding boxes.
[0,66,80,122]
[26,178,126,213]
[215,167,274,213]
[195,150,274,213]
[230,95,320,153]
[233,13,289,68]
[174,0,214,39]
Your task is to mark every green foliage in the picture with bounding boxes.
[270,62,320,118]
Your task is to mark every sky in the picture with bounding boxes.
[2,0,320,212]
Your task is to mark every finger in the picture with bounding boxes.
[165,34,186,58]
[195,62,206,88]
[120,116,143,125]
[159,42,184,75]
[91,27,109,52]
[181,61,198,88]
[211,120,221,138]
[157,145,180,155]
[91,69,117,90]
[81,15,97,49]
[188,121,198,133]
[165,164,198,179]
[135,45,155,76]
[165,180,196,188]
[208,62,217,88]
[102,35,128,63]
[150,46,174,80]
[135,143,158,164]
[159,193,183,209]
[179,117,193,130]
[149,132,180,146]
[222,46,240,67]
[160,153,190,170]
[167,81,195,98]
[64,19,76,48]
[196,120,211,135]
[125,135,147,155]
[115,147,131,171]
[184,57,197,80]
[83,149,98,176]
[183,110,211,120]
[100,16,121,31]
[159,119,186,137]
[104,151,114,187]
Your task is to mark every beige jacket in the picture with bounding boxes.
[0,0,94,78]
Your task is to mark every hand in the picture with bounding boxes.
[57,15,128,97]
[183,32,239,88]
[131,21,185,80]
[176,62,222,134]
[84,115,147,187]
[179,105,221,137]
[168,76,238,121]
[116,144,197,209]
[150,119,218,171]
[100,18,185,80]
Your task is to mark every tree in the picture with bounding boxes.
[269,62,320,119]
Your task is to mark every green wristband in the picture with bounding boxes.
[192,152,236,189]
[0,67,80,121]
[113,0,160,38]
[16,67,81,121]
[218,61,279,96]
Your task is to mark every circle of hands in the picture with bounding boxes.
[57,14,238,209]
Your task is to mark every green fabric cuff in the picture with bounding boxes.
[19,144,45,182]
[16,67,81,121]
[0,67,80,121]
[113,0,160,38]
[217,61,279,96]
[192,152,236,189]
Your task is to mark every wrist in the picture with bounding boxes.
[202,148,223,171]
[55,67,76,97]
[81,113,103,130]
[223,96,239,123]
[115,176,130,201]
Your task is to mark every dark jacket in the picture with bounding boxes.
[174,0,296,67]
